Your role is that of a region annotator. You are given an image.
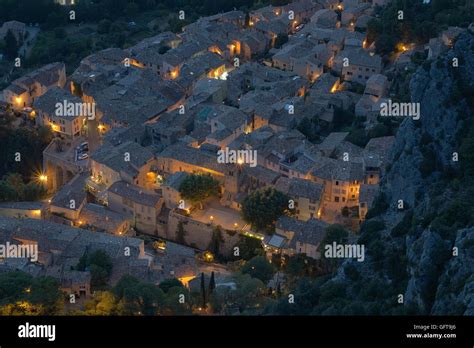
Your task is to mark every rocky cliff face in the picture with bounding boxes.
[318,31,474,315]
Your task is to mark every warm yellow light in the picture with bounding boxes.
[234,222,238,227]
[203,251,214,262]
[209,215,214,221]
[330,82,339,93]
[50,123,59,132]
[15,96,22,105]
[337,4,343,10]
[396,43,410,52]
[146,172,157,181]
[237,158,244,165]
[33,210,41,216]
[98,124,105,132]
[170,69,179,79]
[249,20,254,26]
[39,174,47,182]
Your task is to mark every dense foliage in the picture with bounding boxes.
[241,187,291,232]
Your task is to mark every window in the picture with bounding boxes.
[335,181,339,185]
[335,196,339,202]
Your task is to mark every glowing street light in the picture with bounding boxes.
[39,174,47,183]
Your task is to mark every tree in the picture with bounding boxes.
[241,187,290,232]
[209,272,216,295]
[200,272,206,308]
[0,271,63,315]
[76,250,113,289]
[321,224,349,248]
[4,30,19,59]
[274,33,288,49]
[241,256,275,284]
[245,12,251,27]
[366,18,383,46]
[179,173,220,209]
[208,226,224,256]
[176,221,187,245]
[159,278,184,293]
[83,291,117,315]
[233,273,267,313]
[113,275,165,315]
[233,235,264,261]
[97,19,112,34]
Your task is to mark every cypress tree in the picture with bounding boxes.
[208,271,216,295]
[200,272,206,308]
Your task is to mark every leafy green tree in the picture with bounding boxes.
[265,277,322,315]
[233,235,264,261]
[97,19,112,34]
[83,291,117,315]
[0,271,63,315]
[179,173,220,209]
[274,33,288,49]
[113,275,165,315]
[241,187,290,232]
[233,273,267,313]
[321,224,349,249]
[158,278,184,293]
[241,256,275,284]
[4,30,19,59]
[76,250,113,289]
[162,286,193,315]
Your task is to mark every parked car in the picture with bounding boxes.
[295,23,305,32]
[77,142,89,152]
[78,153,89,161]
